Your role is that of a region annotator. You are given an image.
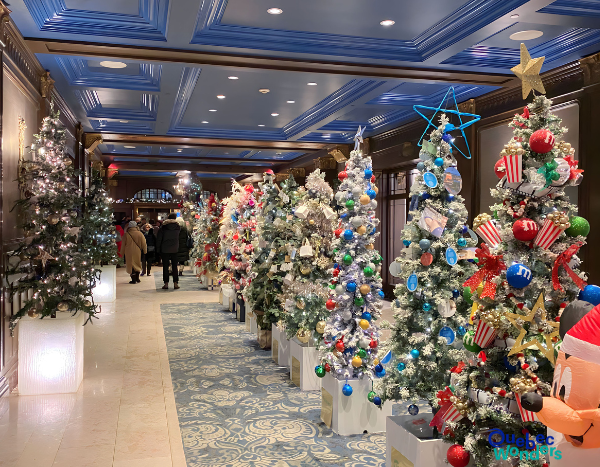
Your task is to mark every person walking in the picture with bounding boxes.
[177,217,191,276]
[141,223,156,276]
[122,220,147,284]
[157,213,180,289]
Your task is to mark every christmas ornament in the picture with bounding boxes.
[343,254,353,265]
[354,297,364,306]
[397,362,406,371]
[439,326,456,344]
[316,321,326,334]
[363,266,374,277]
[367,391,376,402]
[434,157,444,167]
[343,229,353,240]
[506,263,532,288]
[462,244,505,299]
[335,340,345,352]
[338,171,347,181]
[419,239,431,250]
[315,365,326,378]
[420,252,433,266]
[457,238,467,247]
[580,284,600,306]
[410,349,420,359]
[364,169,373,179]
[359,194,370,205]
[529,129,555,154]
[359,284,370,295]
[334,228,343,238]
[445,247,458,266]
[296,329,311,344]
[511,42,545,99]
[357,348,367,358]
[423,172,438,188]
[352,356,362,367]
[326,299,336,311]
[565,216,590,237]
[512,218,539,241]
[408,404,419,416]
[494,158,506,178]
[534,212,570,249]
[552,242,587,292]
[463,330,481,352]
[359,319,370,330]
[446,444,470,467]
[47,213,60,225]
[444,166,462,194]
[438,299,456,318]
[56,301,69,312]
[342,383,353,396]
[473,213,501,248]
[369,339,378,349]
[422,302,431,312]
[407,274,418,291]
[357,225,367,235]
[345,199,355,209]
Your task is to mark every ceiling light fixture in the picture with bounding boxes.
[217,95,226,99]
[202,121,209,123]
[228,76,239,80]
[259,88,270,94]
[209,109,217,112]
[271,113,279,116]
[307,82,317,86]
[119,120,128,123]
[258,124,265,127]
[177,149,183,152]
[287,100,295,103]
[509,30,543,41]
[276,152,282,155]
[380,19,395,26]
[99,61,127,68]
[510,14,519,18]
[124,146,136,149]
[267,8,283,14]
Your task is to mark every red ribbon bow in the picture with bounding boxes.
[513,106,530,128]
[450,361,466,374]
[564,155,584,181]
[436,386,454,405]
[463,244,506,300]
[552,242,587,292]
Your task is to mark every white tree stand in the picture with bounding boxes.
[18,312,84,395]
[321,373,391,435]
[92,265,116,303]
[271,324,290,368]
[220,284,234,307]
[290,338,321,391]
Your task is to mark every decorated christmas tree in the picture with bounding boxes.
[439,45,588,467]
[282,169,337,344]
[7,108,99,327]
[377,114,478,409]
[193,193,221,278]
[179,174,203,230]
[317,128,385,394]
[80,165,118,266]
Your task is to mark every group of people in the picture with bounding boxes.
[115,214,192,289]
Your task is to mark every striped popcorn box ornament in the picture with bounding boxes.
[441,404,464,424]
[473,213,501,248]
[534,212,570,250]
[474,320,498,348]
[515,393,538,423]
[503,153,523,183]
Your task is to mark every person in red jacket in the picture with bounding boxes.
[114,221,124,268]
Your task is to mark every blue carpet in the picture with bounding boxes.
[161,302,387,466]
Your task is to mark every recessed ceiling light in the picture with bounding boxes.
[287,100,295,103]
[510,14,519,19]
[259,88,270,94]
[202,121,209,123]
[509,30,543,41]
[267,8,283,15]
[380,20,395,26]
[276,152,282,155]
[228,76,238,80]
[124,146,136,149]
[307,82,317,86]
[217,95,226,99]
[177,149,183,152]
[323,134,331,139]
[258,124,265,127]
[119,120,128,123]
[209,109,217,112]
[271,113,279,116]
[100,61,127,68]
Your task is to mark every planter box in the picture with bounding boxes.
[248,312,257,334]
[18,312,85,395]
[235,294,245,322]
[220,284,234,307]
[257,328,271,350]
[290,338,321,391]
[92,265,116,303]
[271,324,291,368]
[321,373,391,436]
[229,297,235,313]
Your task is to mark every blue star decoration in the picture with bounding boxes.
[413,87,481,159]
[354,125,365,151]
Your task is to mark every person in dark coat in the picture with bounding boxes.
[177,218,191,276]
[141,223,156,276]
[156,213,181,289]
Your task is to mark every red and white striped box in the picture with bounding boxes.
[534,218,563,250]
[503,154,523,183]
[475,221,502,249]
[515,393,538,423]
[441,404,464,424]
[474,320,498,348]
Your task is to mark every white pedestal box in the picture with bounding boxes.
[386,414,452,467]
[92,265,116,303]
[18,312,85,395]
[220,284,234,307]
[271,324,291,368]
[546,429,593,465]
[290,338,321,391]
[321,373,391,436]
[249,313,257,334]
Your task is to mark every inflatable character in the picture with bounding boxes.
[522,300,600,448]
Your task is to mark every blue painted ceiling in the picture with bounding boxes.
[8,0,600,177]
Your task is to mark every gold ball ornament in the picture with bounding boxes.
[373,358,379,366]
[63,158,72,166]
[374,185,379,195]
[27,309,39,318]
[360,284,370,295]
[296,299,306,310]
[57,301,69,312]
[47,214,60,225]
[83,300,92,307]
[316,321,326,334]
[352,356,362,368]
[296,329,311,344]
[309,219,315,225]
[360,194,371,205]
[366,243,374,250]
[300,266,311,275]
[359,319,370,330]
[357,225,367,235]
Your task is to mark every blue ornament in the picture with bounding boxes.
[343,229,354,241]
[407,274,418,292]
[422,302,431,312]
[346,282,357,293]
[457,238,467,248]
[421,192,431,200]
[410,349,420,359]
[378,290,385,298]
[461,225,468,234]
[446,193,455,202]
[408,404,419,415]
[417,162,425,171]
[341,213,348,219]
[419,239,431,250]
[503,356,519,373]
[334,263,339,269]
[423,172,438,188]
[373,396,382,406]
[342,383,353,396]
[434,157,444,167]
[364,169,373,179]
[506,263,533,289]
[580,284,600,306]
[370,227,376,235]
[375,364,384,373]
[366,189,376,199]
[452,289,460,299]
[439,326,456,345]
[381,351,393,364]
[442,133,453,143]
[445,247,457,266]
[362,312,372,322]
[395,299,401,307]
[457,326,466,336]
[402,240,411,247]
[375,368,386,378]
[397,362,406,371]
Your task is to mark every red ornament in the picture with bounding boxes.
[420,252,433,266]
[338,171,348,181]
[335,340,345,352]
[512,218,539,242]
[371,175,376,183]
[529,129,555,154]
[447,444,470,467]
[333,269,340,277]
[334,228,343,238]
[369,339,378,349]
[244,184,254,193]
[326,299,336,311]
[494,158,506,179]
[324,363,331,372]
[233,233,239,240]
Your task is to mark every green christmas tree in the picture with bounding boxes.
[194,193,221,277]
[8,109,99,328]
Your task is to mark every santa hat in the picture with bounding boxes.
[561,302,600,365]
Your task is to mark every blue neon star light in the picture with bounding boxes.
[413,87,480,159]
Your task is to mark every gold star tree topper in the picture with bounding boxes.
[511,43,546,100]
[506,291,560,364]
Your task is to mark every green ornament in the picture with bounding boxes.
[358,348,367,358]
[315,365,326,378]
[346,199,355,209]
[329,284,336,289]
[343,253,353,265]
[372,254,382,265]
[364,266,374,277]
[493,210,498,220]
[463,330,481,353]
[367,391,376,402]
[463,286,473,306]
[334,248,339,254]
[565,216,590,237]
[354,296,365,306]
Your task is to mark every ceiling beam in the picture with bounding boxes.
[91,133,325,151]
[26,39,514,87]
[112,162,270,174]
[103,153,283,164]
